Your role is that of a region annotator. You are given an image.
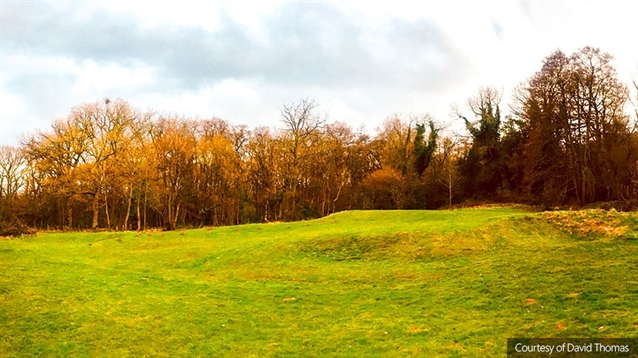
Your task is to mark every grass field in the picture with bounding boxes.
[1,208,638,356]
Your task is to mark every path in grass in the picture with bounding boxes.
[1,208,637,356]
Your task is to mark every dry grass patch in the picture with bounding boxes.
[541,209,635,238]
[408,325,427,334]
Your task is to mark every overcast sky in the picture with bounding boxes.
[1,1,637,146]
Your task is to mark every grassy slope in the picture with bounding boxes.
[1,208,638,357]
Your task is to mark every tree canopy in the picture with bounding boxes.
[2,47,637,233]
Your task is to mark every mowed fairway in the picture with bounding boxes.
[2,208,638,357]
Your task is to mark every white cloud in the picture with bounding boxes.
[94,1,224,32]
[135,77,266,122]
[0,92,30,146]
[1,1,637,146]
[72,60,157,94]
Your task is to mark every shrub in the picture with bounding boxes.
[0,216,35,237]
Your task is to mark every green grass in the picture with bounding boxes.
[1,208,638,356]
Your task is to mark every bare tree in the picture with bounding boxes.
[434,137,463,207]
[279,98,325,219]
[0,146,26,200]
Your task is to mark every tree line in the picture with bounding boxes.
[1,47,637,233]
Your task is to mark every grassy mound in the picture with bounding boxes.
[1,208,637,356]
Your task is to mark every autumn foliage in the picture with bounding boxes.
[1,47,637,232]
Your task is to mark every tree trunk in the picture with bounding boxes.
[136,191,141,231]
[321,181,328,216]
[66,204,73,231]
[332,182,343,214]
[104,192,111,229]
[449,172,453,207]
[123,186,133,230]
[168,203,180,230]
[143,184,148,231]
[91,192,99,229]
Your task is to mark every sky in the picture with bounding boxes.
[1,1,637,146]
